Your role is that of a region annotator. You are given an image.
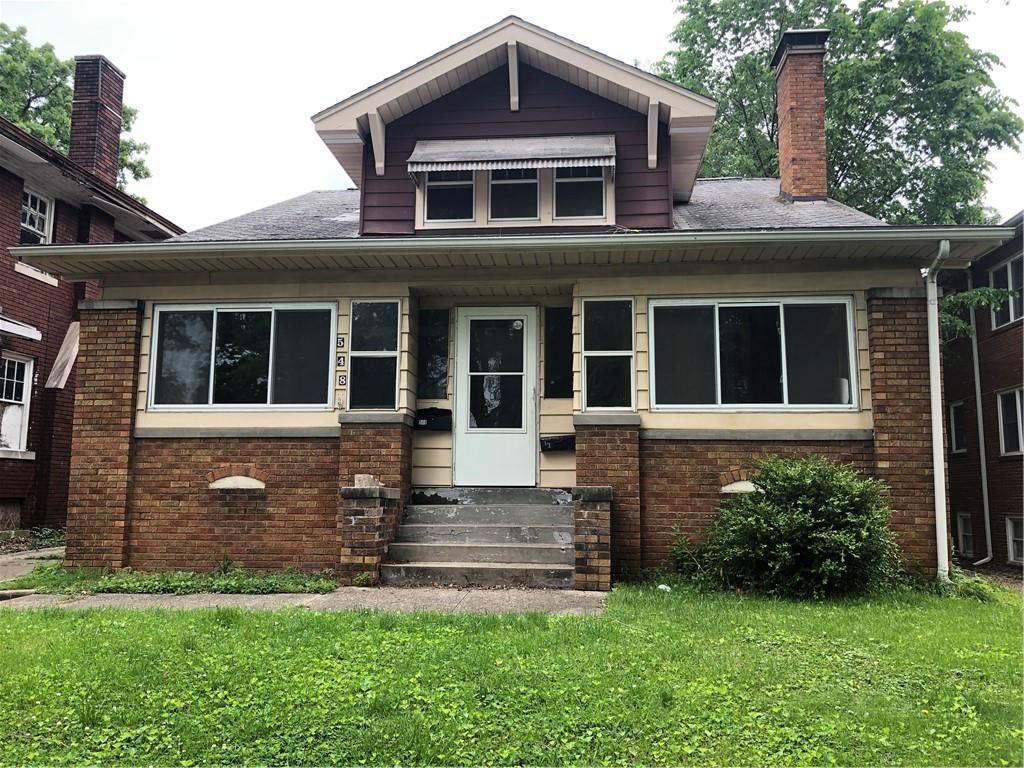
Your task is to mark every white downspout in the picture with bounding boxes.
[967,269,994,565]
[926,239,952,582]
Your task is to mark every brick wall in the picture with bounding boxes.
[775,50,828,200]
[69,56,124,186]
[338,421,413,509]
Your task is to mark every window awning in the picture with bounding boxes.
[0,314,41,341]
[407,135,616,173]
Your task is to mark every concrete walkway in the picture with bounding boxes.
[0,547,64,581]
[0,586,606,615]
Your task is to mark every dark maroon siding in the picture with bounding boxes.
[360,64,672,235]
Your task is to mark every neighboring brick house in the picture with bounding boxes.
[18,18,1013,588]
[945,212,1023,569]
[0,56,181,530]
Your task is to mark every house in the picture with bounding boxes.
[944,212,1023,569]
[17,18,1012,589]
[0,56,181,531]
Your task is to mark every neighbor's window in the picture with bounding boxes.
[949,401,966,453]
[349,300,400,410]
[544,306,573,398]
[417,308,449,400]
[650,298,856,408]
[554,167,605,219]
[1008,518,1024,564]
[997,388,1023,455]
[0,353,32,451]
[425,171,474,222]
[489,169,538,220]
[151,304,334,407]
[582,299,634,409]
[990,254,1023,328]
[956,512,974,556]
[20,189,52,245]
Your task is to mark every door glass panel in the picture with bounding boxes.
[469,319,524,373]
[469,374,523,429]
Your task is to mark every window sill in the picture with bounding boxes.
[14,261,59,286]
[0,449,36,461]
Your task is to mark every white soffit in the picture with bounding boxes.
[312,16,717,199]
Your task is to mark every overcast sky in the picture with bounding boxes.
[4,0,1021,231]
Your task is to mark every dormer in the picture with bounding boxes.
[312,16,717,236]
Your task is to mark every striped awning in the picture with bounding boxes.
[407,135,616,173]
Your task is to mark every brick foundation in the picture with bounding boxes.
[573,486,612,591]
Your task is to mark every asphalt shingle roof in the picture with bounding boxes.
[169,178,883,243]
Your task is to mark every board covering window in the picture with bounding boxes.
[489,169,538,220]
[554,166,605,219]
[997,388,1023,455]
[349,300,400,410]
[649,298,856,409]
[150,304,334,408]
[582,299,634,410]
[544,307,573,398]
[0,353,32,451]
[425,171,474,222]
[990,254,1023,328]
[20,189,52,245]
[948,402,966,453]
[417,309,449,399]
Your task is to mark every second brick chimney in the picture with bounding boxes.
[69,55,125,187]
[771,29,830,201]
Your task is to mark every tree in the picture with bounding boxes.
[660,0,1022,224]
[0,23,150,190]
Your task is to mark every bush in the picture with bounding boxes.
[677,457,900,599]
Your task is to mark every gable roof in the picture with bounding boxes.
[312,16,717,202]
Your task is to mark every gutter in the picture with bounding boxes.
[925,240,952,582]
[968,269,994,565]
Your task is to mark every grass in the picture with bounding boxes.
[0,562,336,595]
[0,584,1020,766]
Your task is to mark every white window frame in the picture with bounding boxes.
[0,351,33,452]
[347,299,402,412]
[424,172,475,223]
[20,188,54,245]
[488,170,540,222]
[553,167,607,221]
[989,253,1023,329]
[648,296,859,412]
[956,512,974,557]
[948,401,967,454]
[996,387,1024,456]
[581,297,635,412]
[148,302,337,412]
[1007,518,1024,564]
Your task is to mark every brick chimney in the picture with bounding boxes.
[771,29,830,201]
[69,55,125,186]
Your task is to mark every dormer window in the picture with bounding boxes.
[554,167,605,219]
[425,171,474,222]
[489,169,539,221]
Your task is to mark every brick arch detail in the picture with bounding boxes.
[206,464,268,484]
[718,467,752,487]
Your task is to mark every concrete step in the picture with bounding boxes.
[389,541,574,565]
[380,561,574,588]
[403,504,574,526]
[395,523,574,545]
[411,487,573,506]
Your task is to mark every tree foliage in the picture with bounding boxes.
[660,0,1023,224]
[0,23,150,190]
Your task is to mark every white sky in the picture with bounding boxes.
[3,0,1021,230]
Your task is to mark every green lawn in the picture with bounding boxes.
[0,585,1020,766]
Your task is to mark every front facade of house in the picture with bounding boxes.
[20,19,1011,588]
[945,214,1023,568]
[0,56,180,531]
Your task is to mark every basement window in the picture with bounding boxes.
[554,167,605,219]
[956,512,974,557]
[997,388,1023,456]
[649,297,856,409]
[20,189,53,245]
[425,171,474,222]
[150,304,335,408]
[1008,518,1024,564]
[990,254,1023,328]
[349,300,400,410]
[948,401,966,453]
[582,299,634,410]
[0,353,33,452]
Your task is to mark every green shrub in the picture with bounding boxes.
[681,457,900,599]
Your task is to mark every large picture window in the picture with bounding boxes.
[990,254,1023,328]
[582,299,634,410]
[150,304,334,408]
[650,297,857,409]
[425,171,474,222]
[349,300,400,410]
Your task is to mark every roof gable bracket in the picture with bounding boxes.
[368,110,386,176]
[647,101,659,170]
[507,41,519,112]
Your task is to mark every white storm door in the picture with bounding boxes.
[454,306,537,486]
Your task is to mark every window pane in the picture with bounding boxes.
[585,355,631,408]
[1012,257,1022,319]
[469,319,523,373]
[469,374,523,429]
[1001,391,1021,453]
[993,265,1011,326]
[556,167,603,178]
[950,404,966,451]
[271,310,331,404]
[426,184,473,220]
[350,356,397,409]
[19,229,42,245]
[584,301,632,352]
[652,305,716,404]
[417,309,449,399]
[555,179,604,218]
[490,180,537,219]
[719,305,783,404]
[783,303,852,405]
[213,311,271,404]
[544,307,573,398]
[351,302,398,352]
[154,311,213,405]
